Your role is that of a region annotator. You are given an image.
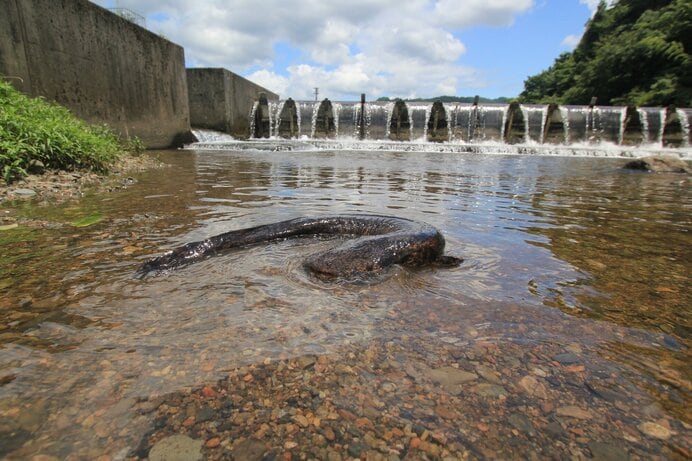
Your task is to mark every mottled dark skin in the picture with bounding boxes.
[137,215,462,280]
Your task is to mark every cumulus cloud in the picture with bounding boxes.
[433,0,534,27]
[91,0,534,99]
[579,0,616,14]
[561,34,581,49]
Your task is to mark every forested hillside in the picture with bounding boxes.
[520,0,691,107]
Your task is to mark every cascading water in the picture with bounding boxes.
[296,103,302,138]
[676,108,691,147]
[384,102,394,140]
[248,101,259,139]
[271,101,282,137]
[560,106,571,144]
[224,97,690,158]
[617,107,628,145]
[499,105,509,142]
[521,105,549,144]
[658,108,667,146]
[333,103,342,138]
[310,103,318,139]
[637,108,650,145]
[407,104,429,141]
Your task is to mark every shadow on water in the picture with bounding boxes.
[0,149,690,458]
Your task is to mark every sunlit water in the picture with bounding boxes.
[1,148,689,458]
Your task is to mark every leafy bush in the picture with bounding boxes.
[0,80,124,183]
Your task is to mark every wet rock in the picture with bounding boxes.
[586,381,623,402]
[553,353,581,364]
[205,437,221,448]
[293,415,309,428]
[508,413,535,435]
[296,355,317,369]
[556,405,591,420]
[638,421,672,440]
[475,364,502,384]
[195,405,215,423]
[231,439,267,460]
[623,155,690,173]
[473,383,508,398]
[587,441,629,461]
[545,421,566,439]
[148,434,203,461]
[0,428,32,457]
[347,441,367,458]
[428,366,478,394]
[517,375,548,399]
[12,188,37,197]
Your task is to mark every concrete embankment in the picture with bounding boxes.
[0,0,191,148]
[187,68,279,138]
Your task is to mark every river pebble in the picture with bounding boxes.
[124,334,689,460]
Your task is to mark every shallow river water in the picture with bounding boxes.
[1,148,690,460]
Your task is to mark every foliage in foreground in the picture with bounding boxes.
[0,80,124,183]
[520,0,691,106]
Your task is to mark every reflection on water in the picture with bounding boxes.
[0,149,689,458]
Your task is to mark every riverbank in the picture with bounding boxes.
[0,153,165,205]
[0,153,167,231]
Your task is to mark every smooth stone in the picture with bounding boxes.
[623,155,690,173]
[230,439,268,460]
[12,188,37,197]
[473,383,508,397]
[556,405,591,419]
[196,405,215,423]
[508,413,535,435]
[586,381,623,402]
[638,421,672,440]
[545,421,566,439]
[429,366,478,384]
[588,441,629,461]
[347,441,367,458]
[553,353,581,364]
[148,434,203,461]
[475,365,502,384]
[517,375,549,399]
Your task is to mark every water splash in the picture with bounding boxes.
[676,108,690,147]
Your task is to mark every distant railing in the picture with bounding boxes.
[109,8,146,28]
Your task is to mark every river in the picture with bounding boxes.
[1,148,689,459]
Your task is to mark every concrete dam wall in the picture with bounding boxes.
[187,68,279,139]
[0,0,191,148]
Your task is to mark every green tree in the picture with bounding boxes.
[520,0,691,107]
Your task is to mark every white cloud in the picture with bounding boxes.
[91,0,537,99]
[433,0,534,27]
[579,0,616,14]
[561,34,581,49]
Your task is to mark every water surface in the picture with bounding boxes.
[1,149,689,459]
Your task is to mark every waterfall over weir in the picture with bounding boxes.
[217,97,692,158]
[249,98,691,147]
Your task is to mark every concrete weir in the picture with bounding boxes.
[250,96,692,148]
[0,0,192,148]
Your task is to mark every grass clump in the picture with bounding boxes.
[0,80,124,183]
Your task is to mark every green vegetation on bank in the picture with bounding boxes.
[520,0,691,106]
[0,80,126,183]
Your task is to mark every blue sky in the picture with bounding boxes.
[92,0,608,100]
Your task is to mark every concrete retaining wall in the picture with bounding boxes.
[187,68,279,138]
[0,0,192,148]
